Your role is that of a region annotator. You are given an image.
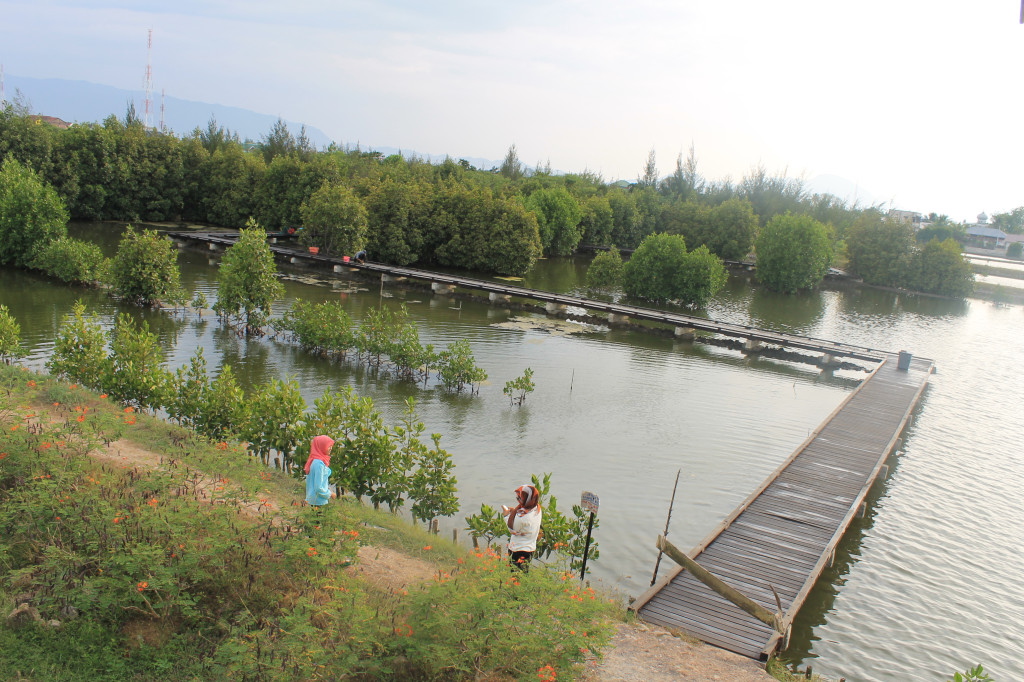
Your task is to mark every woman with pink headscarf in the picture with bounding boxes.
[304,435,336,507]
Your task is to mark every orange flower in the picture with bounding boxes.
[422,545,432,551]
[136,581,148,592]
[216,441,228,450]
[537,665,557,681]
[56,440,65,447]
[113,517,121,524]
[124,416,136,425]
[147,498,158,507]
[124,407,134,413]
[52,402,60,407]
[0,453,7,460]
[99,394,107,399]
[10,424,19,432]
[27,380,36,387]
[76,415,85,422]
[41,442,52,449]
[306,547,318,557]
[69,384,77,389]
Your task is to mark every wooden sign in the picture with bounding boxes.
[580,491,600,515]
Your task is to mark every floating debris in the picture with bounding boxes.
[492,316,605,336]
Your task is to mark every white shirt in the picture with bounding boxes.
[508,506,542,552]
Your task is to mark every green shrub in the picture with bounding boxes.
[755,213,833,293]
[30,236,109,284]
[103,314,172,411]
[622,232,727,306]
[1007,241,1023,259]
[110,226,183,305]
[503,367,535,406]
[0,157,69,267]
[0,305,26,363]
[46,300,109,389]
[299,181,368,256]
[585,247,624,290]
[196,364,247,441]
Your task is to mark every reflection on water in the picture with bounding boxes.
[3,225,1024,681]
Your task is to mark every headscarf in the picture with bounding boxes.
[304,435,335,474]
[515,484,540,513]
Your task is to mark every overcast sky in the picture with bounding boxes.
[2,0,1021,221]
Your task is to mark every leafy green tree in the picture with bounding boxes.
[30,236,108,284]
[638,148,658,188]
[845,211,914,286]
[364,177,426,265]
[990,207,1024,234]
[706,198,759,260]
[585,247,624,290]
[500,144,523,180]
[526,186,583,256]
[622,232,726,306]
[578,195,614,245]
[607,190,642,248]
[300,181,368,256]
[46,300,109,389]
[907,238,973,298]
[104,314,172,412]
[755,213,833,293]
[214,219,285,335]
[110,226,183,305]
[0,157,68,266]
[0,305,26,363]
[1007,241,1023,259]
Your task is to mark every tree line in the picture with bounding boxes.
[1,107,979,297]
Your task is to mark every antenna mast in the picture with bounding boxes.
[160,88,166,132]
[144,29,153,129]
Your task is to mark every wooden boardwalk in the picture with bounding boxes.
[169,230,888,363]
[632,353,934,660]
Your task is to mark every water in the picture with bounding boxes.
[3,224,1022,681]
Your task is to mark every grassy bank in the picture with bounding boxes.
[0,365,616,681]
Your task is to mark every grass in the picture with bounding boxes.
[0,364,618,681]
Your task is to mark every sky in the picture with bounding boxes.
[1,0,1022,222]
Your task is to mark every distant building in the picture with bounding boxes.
[966,213,1007,248]
[26,115,71,129]
[888,209,922,229]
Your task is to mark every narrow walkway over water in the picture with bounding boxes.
[170,231,887,363]
[631,353,934,660]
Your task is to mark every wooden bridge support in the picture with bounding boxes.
[489,292,511,304]
[545,302,567,315]
[744,339,762,352]
[675,326,696,340]
[607,312,630,325]
[431,282,456,295]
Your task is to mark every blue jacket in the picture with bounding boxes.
[305,459,332,506]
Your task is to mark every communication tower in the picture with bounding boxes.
[160,89,166,132]
[144,29,154,129]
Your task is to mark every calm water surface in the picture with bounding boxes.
[2,224,1021,682]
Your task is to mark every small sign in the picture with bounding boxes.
[580,491,600,515]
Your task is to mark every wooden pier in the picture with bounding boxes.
[169,230,888,363]
[631,352,934,660]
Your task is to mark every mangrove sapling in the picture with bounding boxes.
[168,348,210,430]
[110,226,184,306]
[503,367,535,406]
[190,290,208,317]
[46,300,109,390]
[196,364,247,442]
[214,219,284,336]
[436,339,488,393]
[242,378,306,470]
[104,314,172,412]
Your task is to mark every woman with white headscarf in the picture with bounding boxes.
[502,483,542,571]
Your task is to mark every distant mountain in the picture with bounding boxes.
[3,75,333,147]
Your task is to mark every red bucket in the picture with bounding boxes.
[343,256,350,263]
[308,247,319,255]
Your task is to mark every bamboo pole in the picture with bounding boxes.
[656,535,786,634]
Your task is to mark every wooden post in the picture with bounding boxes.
[452,528,458,544]
[656,535,787,634]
